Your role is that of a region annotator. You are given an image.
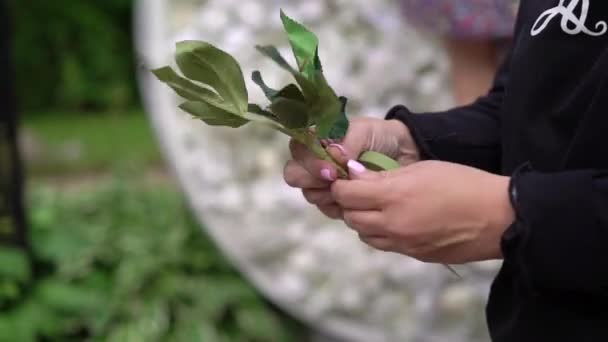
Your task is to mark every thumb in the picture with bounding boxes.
[347,160,384,180]
[326,134,369,167]
[327,141,364,167]
[325,120,374,166]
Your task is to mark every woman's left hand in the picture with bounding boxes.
[332,160,515,264]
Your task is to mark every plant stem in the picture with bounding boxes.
[288,130,348,178]
[309,139,349,178]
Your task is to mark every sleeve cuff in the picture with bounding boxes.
[502,165,604,292]
[385,105,502,171]
[385,105,438,161]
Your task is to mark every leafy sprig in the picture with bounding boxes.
[152,10,398,178]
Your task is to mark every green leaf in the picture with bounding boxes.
[314,47,323,72]
[309,71,342,138]
[151,66,238,114]
[275,84,306,102]
[247,104,276,120]
[358,151,401,171]
[292,73,319,104]
[251,71,278,100]
[255,45,317,101]
[175,41,248,114]
[179,101,249,128]
[0,247,31,283]
[251,79,306,106]
[280,10,319,78]
[255,45,298,74]
[269,97,310,129]
[327,96,350,139]
[152,67,220,104]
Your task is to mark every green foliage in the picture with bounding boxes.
[153,11,347,138]
[269,98,310,129]
[153,10,403,178]
[280,10,319,79]
[0,247,31,283]
[328,97,350,140]
[0,179,305,341]
[307,71,343,139]
[0,247,31,308]
[154,41,253,128]
[179,101,249,128]
[251,71,279,100]
[10,0,140,112]
[175,41,249,114]
[152,67,225,107]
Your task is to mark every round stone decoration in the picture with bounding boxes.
[135,1,501,341]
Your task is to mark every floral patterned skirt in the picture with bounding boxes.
[401,0,519,39]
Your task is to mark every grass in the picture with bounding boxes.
[22,110,163,176]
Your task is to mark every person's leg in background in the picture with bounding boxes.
[445,39,507,105]
[401,0,519,106]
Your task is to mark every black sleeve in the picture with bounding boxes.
[386,50,511,174]
[502,165,608,293]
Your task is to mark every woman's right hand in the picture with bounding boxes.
[283,117,420,219]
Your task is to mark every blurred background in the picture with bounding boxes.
[1,0,516,341]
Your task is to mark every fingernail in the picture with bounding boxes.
[347,160,366,174]
[320,168,335,181]
[328,144,347,157]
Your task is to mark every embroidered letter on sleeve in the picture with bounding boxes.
[531,0,607,37]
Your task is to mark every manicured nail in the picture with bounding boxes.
[320,168,335,181]
[347,160,366,174]
[328,144,347,157]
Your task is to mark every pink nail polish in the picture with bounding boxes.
[328,144,347,156]
[320,168,335,181]
[347,160,366,174]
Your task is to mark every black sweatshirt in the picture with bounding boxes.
[387,1,608,341]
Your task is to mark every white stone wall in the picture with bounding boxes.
[136,0,501,341]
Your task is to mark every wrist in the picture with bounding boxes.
[385,119,421,164]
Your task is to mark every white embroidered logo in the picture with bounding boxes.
[531,0,607,36]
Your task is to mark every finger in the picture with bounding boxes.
[347,159,391,181]
[359,235,394,252]
[302,189,335,206]
[318,204,343,220]
[343,210,385,236]
[290,139,337,182]
[331,179,387,210]
[326,125,369,166]
[283,160,329,189]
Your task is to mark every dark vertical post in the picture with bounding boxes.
[0,0,29,251]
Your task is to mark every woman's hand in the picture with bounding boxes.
[283,117,419,219]
[332,160,515,264]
